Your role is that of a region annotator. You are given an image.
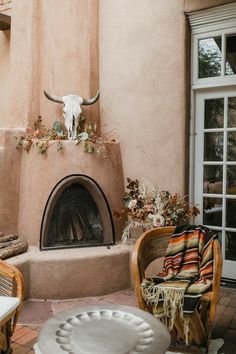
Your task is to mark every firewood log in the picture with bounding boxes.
[0,239,22,249]
[0,241,28,260]
[0,234,18,243]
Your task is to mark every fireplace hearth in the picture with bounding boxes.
[40,174,115,250]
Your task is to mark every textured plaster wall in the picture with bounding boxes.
[0,130,22,234]
[0,30,10,126]
[3,0,99,129]
[99,0,188,193]
[39,0,99,130]
[8,0,38,127]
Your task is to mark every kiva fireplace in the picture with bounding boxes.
[16,141,124,248]
[7,142,129,299]
[40,174,115,250]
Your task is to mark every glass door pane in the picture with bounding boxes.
[194,89,236,280]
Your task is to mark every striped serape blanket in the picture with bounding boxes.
[141,224,217,341]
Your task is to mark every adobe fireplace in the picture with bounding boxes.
[40,174,115,250]
[15,141,124,248]
[5,141,128,299]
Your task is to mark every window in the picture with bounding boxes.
[188,3,236,280]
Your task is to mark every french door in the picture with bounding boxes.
[194,87,236,280]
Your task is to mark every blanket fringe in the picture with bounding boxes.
[183,316,190,345]
[141,284,186,331]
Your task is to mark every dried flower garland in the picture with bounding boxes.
[114,178,200,241]
[15,116,109,158]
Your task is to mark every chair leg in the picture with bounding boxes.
[200,301,215,352]
[173,311,186,343]
[188,311,207,346]
[0,330,7,353]
[6,320,12,354]
[0,321,13,354]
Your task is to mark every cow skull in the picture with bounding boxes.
[44,90,100,140]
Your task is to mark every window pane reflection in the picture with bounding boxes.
[228,97,236,128]
[203,197,222,226]
[204,98,224,129]
[199,37,222,78]
[227,131,236,161]
[226,199,236,228]
[204,132,223,161]
[226,231,236,261]
[203,166,223,193]
[227,166,236,195]
[226,34,236,75]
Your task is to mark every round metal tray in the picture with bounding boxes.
[37,304,170,354]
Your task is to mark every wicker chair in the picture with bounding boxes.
[131,226,223,348]
[0,260,24,354]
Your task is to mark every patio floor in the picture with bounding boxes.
[11,286,236,354]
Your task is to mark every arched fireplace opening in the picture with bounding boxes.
[40,175,115,250]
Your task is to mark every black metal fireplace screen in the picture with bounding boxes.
[40,175,115,250]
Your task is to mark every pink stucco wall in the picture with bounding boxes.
[6,0,99,129]
[99,0,187,193]
[0,30,10,125]
[0,0,235,238]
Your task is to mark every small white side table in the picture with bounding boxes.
[34,304,170,354]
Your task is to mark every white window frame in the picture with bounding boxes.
[192,29,236,89]
[188,3,236,204]
[188,3,236,279]
[189,3,236,89]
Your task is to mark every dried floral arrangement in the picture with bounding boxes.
[15,116,110,158]
[114,178,200,241]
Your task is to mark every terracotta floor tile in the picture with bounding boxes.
[229,298,236,308]
[16,329,38,346]
[14,325,24,333]
[51,297,106,314]
[24,336,38,350]
[11,342,21,350]
[12,345,32,354]
[19,300,53,325]
[103,293,138,307]
[12,326,32,341]
[219,295,231,306]
[230,314,236,330]
[228,291,236,298]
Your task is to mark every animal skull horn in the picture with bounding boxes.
[82,90,100,105]
[44,90,64,104]
[44,90,100,105]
